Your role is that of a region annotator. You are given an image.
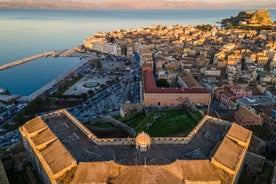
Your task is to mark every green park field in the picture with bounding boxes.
[121,109,203,137]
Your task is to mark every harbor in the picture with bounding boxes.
[0,49,78,72]
[19,58,88,102]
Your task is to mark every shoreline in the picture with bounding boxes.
[0,48,92,101]
[16,50,97,102]
[18,58,87,102]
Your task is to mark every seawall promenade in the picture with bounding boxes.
[0,48,97,102]
[19,58,87,102]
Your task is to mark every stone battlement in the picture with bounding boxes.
[20,109,252,184]
[43,110,229,146]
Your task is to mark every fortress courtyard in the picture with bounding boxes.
[19,109,252,184]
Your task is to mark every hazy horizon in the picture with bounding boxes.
[0,0,275,9]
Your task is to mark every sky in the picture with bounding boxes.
[173,0,269,1]
[0,0,272,2]
[0,0,274,9]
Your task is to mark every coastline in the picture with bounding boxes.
[1,9,275,96]
[18,58,84,102]
[17,50,96,102]
[18,59,84,102]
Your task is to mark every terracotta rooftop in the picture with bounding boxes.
[212,137,244,171]
[40,139,76,175]
[235,105,257,117]
[178,71,202,88]
[113,165,183,184]
[71,162,120,184]
[31,128,56,147]
[227,123,252,143]
[20,114,78,182]
[135,132,151,146]
[143,68,207,94]
[162,160,231,182]
[20,110,252,184]
[71,160,233,184]
[23,116,47,135]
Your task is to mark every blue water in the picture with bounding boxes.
[0,9,275,95]
[0,57,80,95]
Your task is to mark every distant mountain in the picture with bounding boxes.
[0,0,97,9]
[0,0,275,9]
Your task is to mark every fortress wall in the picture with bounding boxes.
[44,110,230,146]
[210,123,252,184]
[19,117,77,184]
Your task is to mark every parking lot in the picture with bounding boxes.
[68,56,141,121]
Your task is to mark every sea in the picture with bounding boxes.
[0,9,275,96]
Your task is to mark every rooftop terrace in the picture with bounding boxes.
[142,66,208,94]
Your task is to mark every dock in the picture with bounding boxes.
[0,52,54,71]
[0,49,76,72]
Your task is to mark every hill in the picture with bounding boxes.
[222,9,272,27]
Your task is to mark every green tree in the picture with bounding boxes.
[108,36,115,43]
[80,93,88,100]
[88,90,94,96]
[13,97,43,126]
[156,78,170,87]
[121,47,127,57]
[100,84,106,89]
[24,97,43,114]
[96,60,102,70]
[196,24,213,31]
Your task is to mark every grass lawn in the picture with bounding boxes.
[120,112,146,129]
[121,110,202,137]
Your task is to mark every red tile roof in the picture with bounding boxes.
[142,67,208,94]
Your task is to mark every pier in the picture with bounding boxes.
[1,48,91,101]
[0,52,54,71]
[0,49,76,71]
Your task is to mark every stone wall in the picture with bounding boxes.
[143,92,210,107]
[210,123,252,184]
[56,110,230,146]
[19,115,77,184]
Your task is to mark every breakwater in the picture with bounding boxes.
[0,52,54,71]
[0,49,77,71]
